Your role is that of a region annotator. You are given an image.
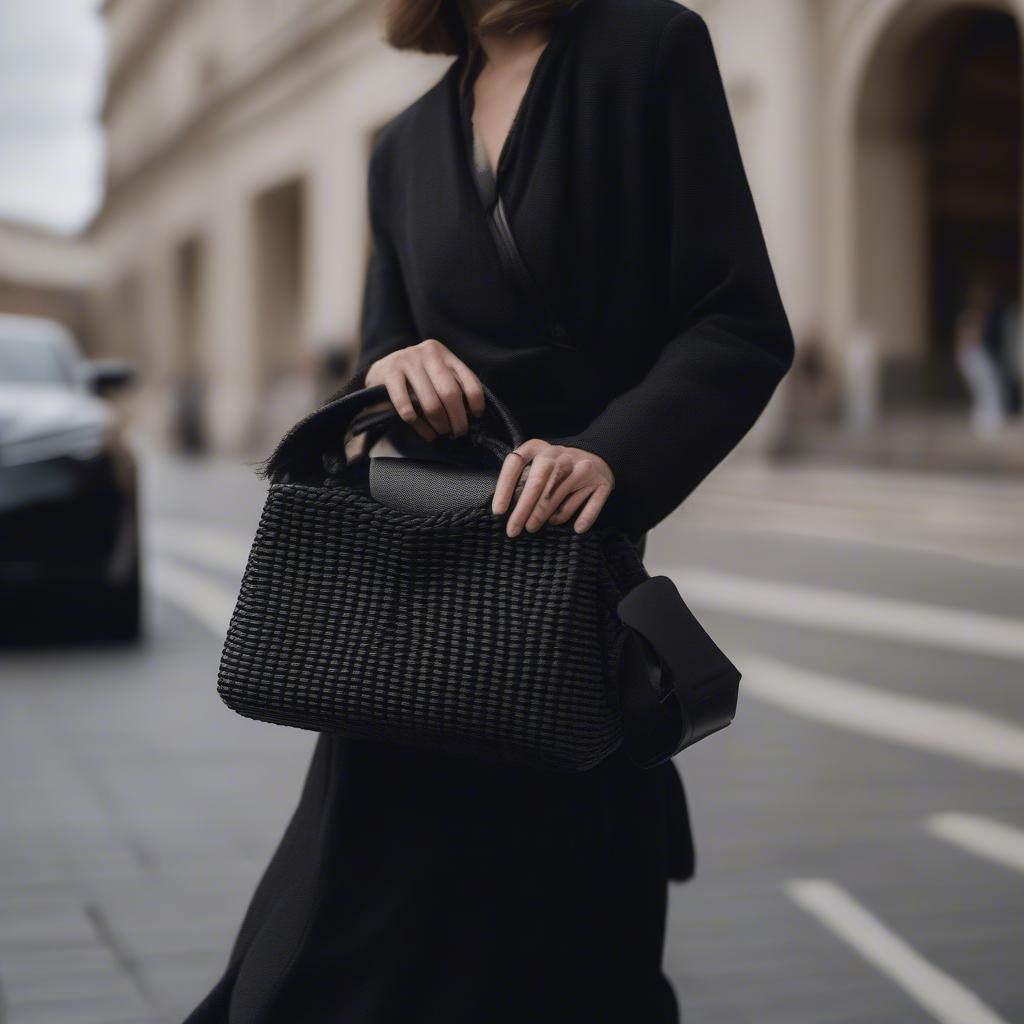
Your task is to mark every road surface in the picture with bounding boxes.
[1,450,1022,1023]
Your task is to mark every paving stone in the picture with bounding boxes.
[4,968,141,1007]
[0,944,118,981]
[5,991,156,1024]
[0,905,94,950]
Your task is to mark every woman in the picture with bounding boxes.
[185,0,793,1021]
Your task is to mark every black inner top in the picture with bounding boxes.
[458,27,564,213]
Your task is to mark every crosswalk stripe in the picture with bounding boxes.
[787,879,1009,1024]
[148,526,1024,776]
[149,558,234,635]
[679,511,1024,570]
[150,553,1024,783]
[926,814,1024,875]
[670,568,1024,662]
[151,521,251,576]
[153,520,1024,664]
[153,519,1024,662]
[741,655,1024,776]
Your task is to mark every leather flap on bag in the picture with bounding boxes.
[617,576,742,767]
[369,456,499,515]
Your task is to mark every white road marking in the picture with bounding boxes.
[149,558,234,635]
[150,520,1024,773]
[151,520,251,576]
[670,569,1024,662]
[787,879,1010,1024]
[927,814,1024,875]
[677,511,1024,571]
[154,520,1024,663]
[741,655,1024,776]
[155,520,1024,664]
[150,531,1024,779]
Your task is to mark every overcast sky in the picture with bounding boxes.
[0,0,105,234]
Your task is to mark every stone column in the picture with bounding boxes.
[204,189,259,451]
[307,120,371,369]
[756,0,819,353]
[704,0,820,446]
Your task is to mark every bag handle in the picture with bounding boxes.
[618,576,742,768]
[262,377,525,483]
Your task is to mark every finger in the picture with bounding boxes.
[425,363,469,438]
[491,439,545,515]
[447,359,486,419]
[541,456,575,501]
[548,486,590,525]
[382,373,417,425]
[507,459,556,538]
[526,456,578,532]
[542,463,592,524]
[492,453,526,516]
[573,484,612,534]
[383,373,436,442]
[405,365,451,436]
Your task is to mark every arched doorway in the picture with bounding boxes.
[854,3,1022,416]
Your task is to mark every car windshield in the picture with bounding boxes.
[0,332,75,386]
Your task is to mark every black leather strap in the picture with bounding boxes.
[487,196,574,349]
[617,576,741,768]
[264,380,525,483]
[349,405,401,438]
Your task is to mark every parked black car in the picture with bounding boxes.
[0,314,140,641]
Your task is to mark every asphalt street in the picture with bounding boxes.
[1,448,1022,1024]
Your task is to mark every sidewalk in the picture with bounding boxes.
[682,458,1024,562]
[781,414,1024,474]
[137,439,1024,562]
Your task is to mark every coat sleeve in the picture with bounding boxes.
[346,139,421,390]
[549,9,795,539]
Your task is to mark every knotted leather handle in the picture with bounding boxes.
[262,379,525,483]
[618,576,742,768]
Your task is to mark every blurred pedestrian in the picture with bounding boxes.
[957,284,1006,438]
[844,324,880,436]
[1009,299,1024,416]
[185,0,794,1021]
[781,328,839,450]
[985,295,1022,416]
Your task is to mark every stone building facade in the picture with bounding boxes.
[91,0,1024,452]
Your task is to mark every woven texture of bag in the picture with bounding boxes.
[217,379,648,771]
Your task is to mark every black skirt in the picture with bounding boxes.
[184,729,691,1024]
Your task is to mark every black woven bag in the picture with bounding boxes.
[218,379,740,772]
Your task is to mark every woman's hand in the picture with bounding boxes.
[492,440,615,537]
[364,339,486,441]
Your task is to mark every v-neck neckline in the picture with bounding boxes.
[456,11,573,212]
[466,38,549,186]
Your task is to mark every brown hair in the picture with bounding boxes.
[384,0,580,56]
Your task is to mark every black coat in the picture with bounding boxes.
[185,1,792,1021]
[356,0,794,541]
